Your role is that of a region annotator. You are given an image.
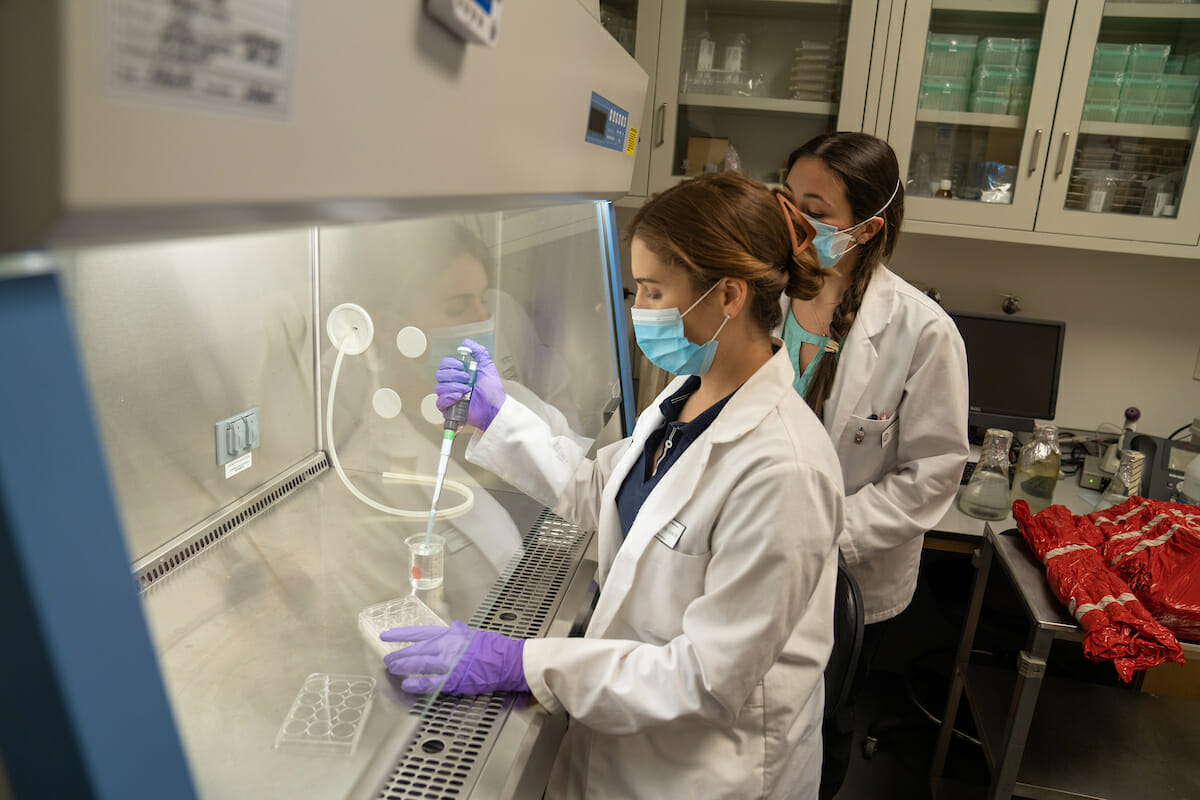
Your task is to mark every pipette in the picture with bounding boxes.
[425,346,477,544]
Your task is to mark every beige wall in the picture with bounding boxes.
[890,233,1200,439]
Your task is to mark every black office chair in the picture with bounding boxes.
[821,564,865,798]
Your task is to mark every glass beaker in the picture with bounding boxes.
[1095,449,1145,511]
[1011,422,1061,515]
[406,533,445,590]
[958,428,1013,520]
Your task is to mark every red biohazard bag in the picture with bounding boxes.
[1090,497,1200,641]
[1013,499,1187,682]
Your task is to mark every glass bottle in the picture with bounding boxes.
[724,32,750,74]
[1010,422,1062,515]
[1095,449,1145,511]
[958,428,1013,520]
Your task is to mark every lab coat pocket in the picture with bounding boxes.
[839,414,900,493]
[630,542,711,643]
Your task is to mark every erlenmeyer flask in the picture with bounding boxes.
[958,428,1013,520]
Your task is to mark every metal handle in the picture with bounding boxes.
[655,103,667,147]
[1028,129,1043,176]
[1054,131,1071,178]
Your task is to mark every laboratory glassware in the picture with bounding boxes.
[958,428,1014,520]
[1094,449,1145,511]
[1011,422,1061,515]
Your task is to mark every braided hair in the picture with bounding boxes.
[785,133,904,419]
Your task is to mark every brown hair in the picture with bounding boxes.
[785,132,905,418]
[625,172,821,334]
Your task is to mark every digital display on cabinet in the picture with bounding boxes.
[588,106,608,137]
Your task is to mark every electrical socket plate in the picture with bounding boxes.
[215,407,260,466]
[1193,345,1200,381]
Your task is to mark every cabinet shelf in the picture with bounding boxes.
[931,0,1042,12]
[678,93,837,116]
[962,663,1200,799]
[915,109,1026,128]
[1078,121,1195,141]
[1103,3,1200,20]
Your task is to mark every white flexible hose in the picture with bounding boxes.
[326,342,474,519]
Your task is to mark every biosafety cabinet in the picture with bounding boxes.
[0,2,645,798]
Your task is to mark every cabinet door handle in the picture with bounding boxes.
[1028,129,1043,176]
[1054,131,1071,178]
[655,103,667,147]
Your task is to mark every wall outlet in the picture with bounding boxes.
[1194,345,1200,381]
[215,407,260,466]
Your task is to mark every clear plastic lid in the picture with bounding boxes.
[274,673,376,755]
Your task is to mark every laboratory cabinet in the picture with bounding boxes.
[889,0,1200,251]
[602,0,880,197]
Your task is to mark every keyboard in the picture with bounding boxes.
[960,460,978,485]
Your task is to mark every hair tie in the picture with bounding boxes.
[776,193,816,259]
[824,339,840,354]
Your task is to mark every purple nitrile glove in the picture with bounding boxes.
[381,620,529,696]
[433,338,506,431]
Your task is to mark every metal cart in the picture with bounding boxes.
[930,523,1200,799]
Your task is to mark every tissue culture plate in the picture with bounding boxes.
[274,673,376,754]
[359,594,447,657]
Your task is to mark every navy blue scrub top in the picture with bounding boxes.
[614,376,736,537]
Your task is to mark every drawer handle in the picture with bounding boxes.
[1055,131,1071,178]
[655,103,667,147]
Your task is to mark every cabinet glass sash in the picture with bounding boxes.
[651,0,868,191]
[891,0,1072,231]
[1037,2,1200,245]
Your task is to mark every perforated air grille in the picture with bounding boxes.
[377,510,589,799]
[134,453,329,592]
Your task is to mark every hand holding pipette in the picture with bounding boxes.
[434,339,506,432]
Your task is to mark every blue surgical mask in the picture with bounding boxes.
[631,281,730,376]
[801,180,900,270]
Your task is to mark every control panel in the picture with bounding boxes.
[584,92,630,154]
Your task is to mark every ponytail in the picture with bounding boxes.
[627,173,824,335]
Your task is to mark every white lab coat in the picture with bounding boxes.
[778,266,969,624]
[466,345,844,799]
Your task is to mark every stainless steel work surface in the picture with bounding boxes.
[139,466,547,800]
[987,524,1085,639]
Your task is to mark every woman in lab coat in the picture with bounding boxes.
[780,132,970,796]
[381,172,845,799]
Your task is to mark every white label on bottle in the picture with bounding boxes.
[1086,189,1108,213]
[1153,191,1171,217]
[723,45,744,73]
[698,40,716,71]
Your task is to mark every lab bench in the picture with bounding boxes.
[140,457,597,800]
[929,524,1200,800]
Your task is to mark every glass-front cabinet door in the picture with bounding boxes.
[1036,2,1200,245]
[601,0,664,197]
[647,0,877,193]
[889,0,1075,230]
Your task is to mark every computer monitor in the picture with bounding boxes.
[948,311,1066,435]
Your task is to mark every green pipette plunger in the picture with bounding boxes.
[425,346,477,544]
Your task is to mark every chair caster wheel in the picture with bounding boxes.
[862,736,879,759]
